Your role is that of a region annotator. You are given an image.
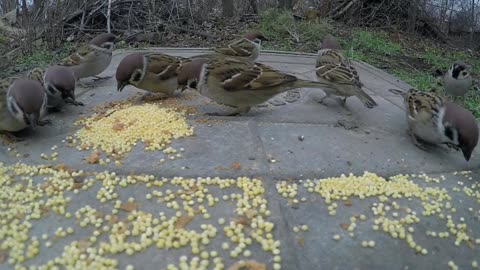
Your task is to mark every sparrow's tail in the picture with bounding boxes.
[355,89,377,108]
[293,79,335,90]
[388,88,406,96]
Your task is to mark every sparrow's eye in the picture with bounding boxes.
[102,42,114,50]
[444,126,455,141]
[462,71,468,76]
[132,71,142,82]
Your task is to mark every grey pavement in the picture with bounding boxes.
[1,48,479,270]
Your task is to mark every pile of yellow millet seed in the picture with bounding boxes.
[72,103,194,158]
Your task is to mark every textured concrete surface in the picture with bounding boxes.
[1,48,479,270]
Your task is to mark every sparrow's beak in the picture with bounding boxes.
[27,113,39,130]
[461,146,473,161]
[117,81,128,92]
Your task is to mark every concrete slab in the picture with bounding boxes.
[1,48,479,270]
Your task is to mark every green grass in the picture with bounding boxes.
[257,9,332,52]
[349,31,402,56]
[1,43,75,78]
[338,29,480,118]
[256,11,480,118]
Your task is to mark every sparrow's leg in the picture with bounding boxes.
[65,99,84,106]
[92,75,112,81]
[38,119,53,126]
[408,129,426,150]
[338,97,348,106]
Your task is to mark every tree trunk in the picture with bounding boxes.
[249,0,258,14]
[471,0,475,47]
[0,0,16,14]
[408,2,417,33]
[321,0,329,17]
[21,0,27,18]
[278,0,293,10]
[222,0,234,17]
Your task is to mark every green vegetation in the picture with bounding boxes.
[1,43,75,78]
[257,10,480,118]
[257,9,332,52]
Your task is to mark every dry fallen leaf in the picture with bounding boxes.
[245,209,257,219]
[54,164,68,171]
[227,260,266,270]
[72,182,83,189]
[119,202,138,212]
[175,215,194,229]
[231,161,242,170]
[233,216,250,226]
[112,121,125,131]
[297,237,305,247]
[109,215,118,225]
[78,240,91,251]
[340,223,349,230]
[143,139,152,148]
[0,250,8,263]
[84,151,100,164]
[344,200,353,206]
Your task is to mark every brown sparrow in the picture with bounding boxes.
[194,56,335,116]
[315,34,377,108]
[444,61,472,97]
[116,52,191,98]
[28,66,83,110]
[193,31,268,61]
[0,78,51,133]
[390,88,478,161]
[59,33,117,81]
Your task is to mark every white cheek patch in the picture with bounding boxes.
[130,69,144,84]
[198,64,208,93]
[7,96,25,122]
[44,82,62,97]
[41,93,48,117]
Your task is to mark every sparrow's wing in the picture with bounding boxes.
[59,46,95,66]
[406,90,444,122]
[214,38,256,58]
[211,58,297,91]
[27,68,46,85]
[144,53,189,80]
[316,49,363,87]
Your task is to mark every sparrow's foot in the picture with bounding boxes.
[409,130,427,150]
[313,95,328,104]
[38,119,53,126]
[92,75,112,81]
[337,97,347,106]
[66,99,84,106]
[78,83,95,89]
[285,90,301,103]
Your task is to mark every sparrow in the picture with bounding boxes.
[444,61,472,97]
[0,78,51,133]
[59,33,117,81]
[177,58,209,91]
[389,88,478,161]
[194,56,335,116]
[315,34,377,108]
[28,66,83,110]
[193,31,268,61]
[116,52,191,98]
